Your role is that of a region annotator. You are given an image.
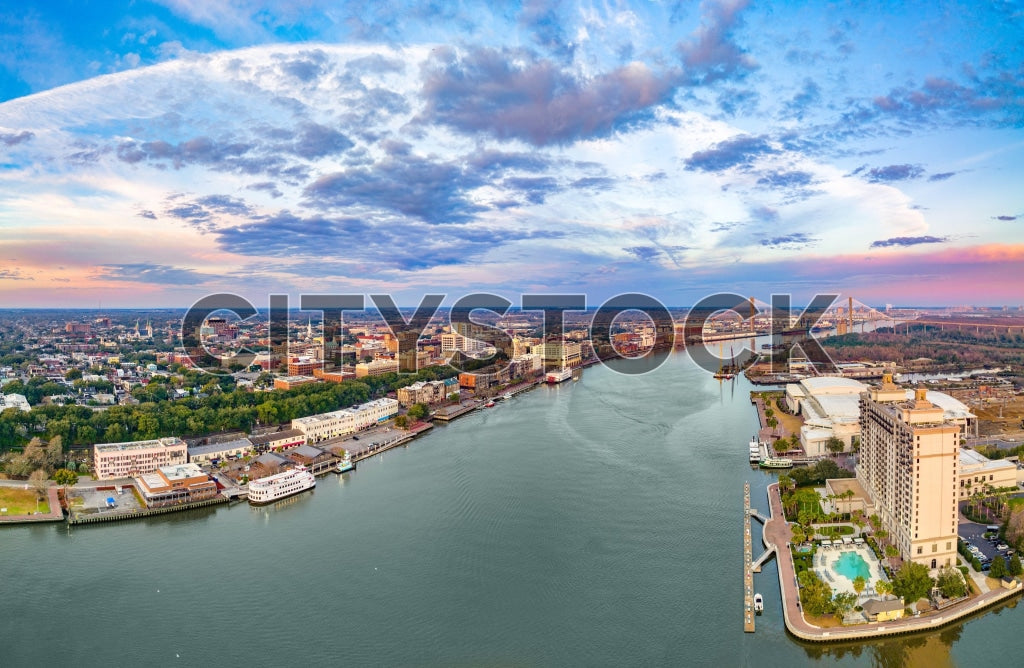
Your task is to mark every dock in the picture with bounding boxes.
[743,482,755,632]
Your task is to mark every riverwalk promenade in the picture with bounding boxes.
[760,482,1024,642]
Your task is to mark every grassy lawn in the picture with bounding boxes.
[0,487,51,515]
[1006,497,1024,510]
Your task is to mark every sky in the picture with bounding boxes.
[0,0,1023,309]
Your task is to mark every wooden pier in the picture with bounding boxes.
[743,482,755,632]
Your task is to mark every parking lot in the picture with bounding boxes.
[959,521,1013,567]
[68,485,144,518]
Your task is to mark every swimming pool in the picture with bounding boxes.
[833,550,871,581]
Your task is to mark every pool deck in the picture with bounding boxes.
[762,482,1024,642]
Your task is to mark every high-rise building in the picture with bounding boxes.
[857,375,960,569]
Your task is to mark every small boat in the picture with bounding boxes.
[754,593,764,613]
[748,436,762,463]
[485,400,496,408]
[336,457,354,473]
[503,393,513,400]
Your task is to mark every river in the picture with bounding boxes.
[0,351,1019,666]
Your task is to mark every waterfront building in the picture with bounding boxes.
[861,597,905,622]
[249,428,306,453]
[396,378,458,406]
[135,463,218,506]
[857,376,959,569]
[94,437,187,480]
[532,341,582,369]
[355,359,399,377]
[441,332,489,356]
[187,437,253,464]
[458,366,511,390]
[291,398,399,443]
[287,444,336,475]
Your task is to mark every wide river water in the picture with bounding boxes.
[1,350,1020,666]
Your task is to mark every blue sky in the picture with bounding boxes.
[1,0,1022,307]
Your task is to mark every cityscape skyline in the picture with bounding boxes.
[1,1,1023,308]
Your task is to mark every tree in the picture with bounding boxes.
[875,580,893,596]
[790,524,806,545]
[891,562,934,603]
[28,469,49,500]
[990,555,1008,579]
[797,570,834,616]
[394,415,408,429]
[825,436,845,455]
[45,435,64,470]
[1010,554,1022,577]
[53,468,78,486]
[832,591,857,619]
[935,566,967,599]
[407,403,429,420]
[852,575,866,595]
[447,392,459,404]
[778,473,794,496]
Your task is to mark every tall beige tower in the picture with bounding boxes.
[858,377,960,570]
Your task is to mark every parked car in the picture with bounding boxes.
[997,544,1010,551]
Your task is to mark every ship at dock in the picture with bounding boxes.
[545,368,572,383]
[248,466,316,505]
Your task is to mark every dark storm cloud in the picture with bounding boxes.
[684,134,774,172]
[864,164,924,183]
[870,235,949,248]
[303,153,487,224]
[419,46,682,146]
[98,263,208,285]
[676,0,757,84]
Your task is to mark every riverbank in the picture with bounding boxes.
[0,486,63,524]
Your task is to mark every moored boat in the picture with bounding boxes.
[545,368,572,383]
[336,457,354,473]
[759,456,793,469]
[248,466,316,505]
[754,593,764,613]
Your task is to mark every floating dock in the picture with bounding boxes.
[743,482,755,632]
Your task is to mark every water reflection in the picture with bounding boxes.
[796,594,1020,666]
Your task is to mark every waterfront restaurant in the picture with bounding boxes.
[135,463,219,507]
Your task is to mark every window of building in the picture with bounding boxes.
[917,546,923,555]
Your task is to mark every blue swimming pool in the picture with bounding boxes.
[833,550,871,581]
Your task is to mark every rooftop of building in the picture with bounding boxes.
[95,437,184,453]
[159,463,207,481]
[248,428,304,445]
[187,438,253,456]
[799,376,868,394]
[960,448,1017,472]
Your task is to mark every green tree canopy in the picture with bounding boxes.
[891,562,934,603]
